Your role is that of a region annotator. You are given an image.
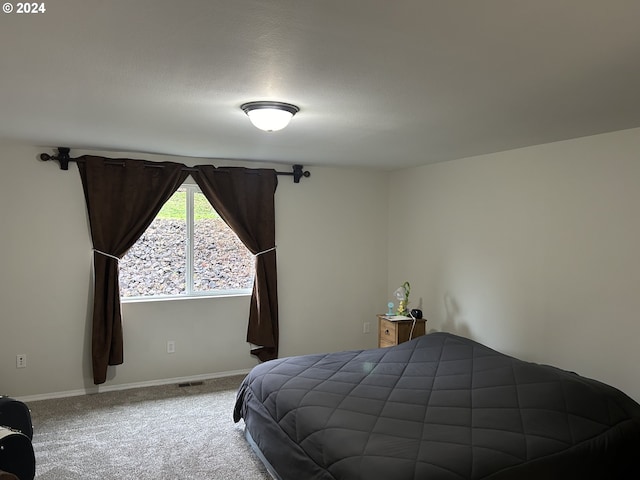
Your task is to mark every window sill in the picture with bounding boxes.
[121,290,252,304]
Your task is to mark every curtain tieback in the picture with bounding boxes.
[94,249,120,261]
[255,246,276,256]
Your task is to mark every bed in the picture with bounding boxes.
[233,332,640,479]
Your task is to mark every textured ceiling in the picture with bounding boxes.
[1,0,639,169]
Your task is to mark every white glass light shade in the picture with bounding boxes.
[246,108,293,132]
[241,101,299,132]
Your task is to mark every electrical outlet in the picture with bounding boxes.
[16,354,27,368]
[363,322,371,334]
[167,341,176,354]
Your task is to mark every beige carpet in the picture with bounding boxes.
[27,375,271,479]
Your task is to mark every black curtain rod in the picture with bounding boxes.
[39,147,311,183]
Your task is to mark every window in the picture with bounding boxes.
[119,185,255,300]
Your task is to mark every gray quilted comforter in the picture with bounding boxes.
[233,333,640,479]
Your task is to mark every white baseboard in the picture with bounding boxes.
[15,369,251,403]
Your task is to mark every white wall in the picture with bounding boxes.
[388,127,640,402]
[0,144,388,398]
[6,127,637,403]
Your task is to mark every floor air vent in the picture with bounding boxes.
[178,381,204,388]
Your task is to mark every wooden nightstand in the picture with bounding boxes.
[377,314,426,348]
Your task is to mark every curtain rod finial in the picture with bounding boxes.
[40,147,72,170]
[292,164,310,183]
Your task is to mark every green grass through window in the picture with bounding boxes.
[156,191,219,220]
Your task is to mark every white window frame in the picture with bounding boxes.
[120,184,254,303]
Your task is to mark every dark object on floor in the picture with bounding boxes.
[0,397,33,440]
[0,396,35,480]
[234,332,640,480]
[0,470,19,480]
[0,427,35,480]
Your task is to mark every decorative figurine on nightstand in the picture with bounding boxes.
[387,302,394,316]
[394,281,411,316]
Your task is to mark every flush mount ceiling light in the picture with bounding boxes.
[241,101,300,132]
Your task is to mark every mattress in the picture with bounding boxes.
[233,332,640,479]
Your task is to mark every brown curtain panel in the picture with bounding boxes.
[191,166,279,361]
[78,156,189,384]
